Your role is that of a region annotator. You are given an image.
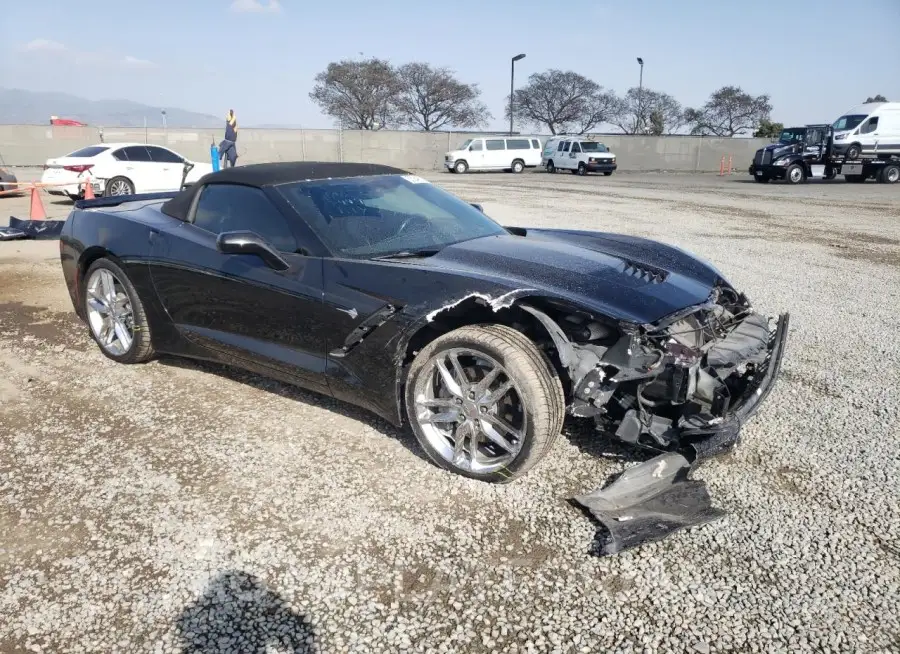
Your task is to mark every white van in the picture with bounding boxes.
[541,136,617,175]
[444,136,543,173]
[832,101,900,159]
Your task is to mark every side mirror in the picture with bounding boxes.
[216,230,290,271]
[469,146,474,151]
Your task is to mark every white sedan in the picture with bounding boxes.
[41,142,213,200]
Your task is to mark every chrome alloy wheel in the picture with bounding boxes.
[107,179,131,196]
[85,268,135,356]
[412,348,527,474]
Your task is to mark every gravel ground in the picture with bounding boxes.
[1,170,899,653]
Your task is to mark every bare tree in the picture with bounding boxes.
[613,88,684,135]
[685,86,772,137]
[506,69,615,135]
[395,63,491,131]
[309,58,401,130]
[864,94,888,103]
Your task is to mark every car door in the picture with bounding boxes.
[569,141,583,168]
[557,140,572,169]
[147,182,331,394]
[858,116,878,154]
[118,146,159,192]
[466,138,485,169]
[146,146,187,191]
[484,138,507,169]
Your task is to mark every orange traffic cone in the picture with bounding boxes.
[29,185,47,220]
[83,174,95,200]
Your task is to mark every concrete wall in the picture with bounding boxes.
[0,124,769,172]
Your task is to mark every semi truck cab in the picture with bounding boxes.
[749,125,834,184]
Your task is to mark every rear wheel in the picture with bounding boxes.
[879,164,899,184]
[846,144,861,160]
[786,164,806,185]
[83,258,154,364]
[405,324,564,483]
[105,176,134,196]
[546,160,556,173]
[511,159,525,174]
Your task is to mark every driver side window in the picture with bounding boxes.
[469,140,483,151]
[192,184,299,253]
[860,117,878,134]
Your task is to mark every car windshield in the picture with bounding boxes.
[580,142,609,153]
[832,114,866,132]
[66,146,109,158]
[456,139,472,151]
[778,129,806,143]
[277,174,508,258]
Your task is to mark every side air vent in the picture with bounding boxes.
[622,259,669,284]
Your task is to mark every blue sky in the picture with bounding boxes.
[2,0,899,130]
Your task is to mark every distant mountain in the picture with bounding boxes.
[0,88,222,128]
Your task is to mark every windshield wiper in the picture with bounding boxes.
[371,247,442,260]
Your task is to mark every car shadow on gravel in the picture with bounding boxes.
[561,416,658,464]
[176,570,317,653]
[156,356,433,465]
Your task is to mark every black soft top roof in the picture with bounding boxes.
[161,161,408,222]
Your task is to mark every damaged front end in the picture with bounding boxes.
[524,284,789,554]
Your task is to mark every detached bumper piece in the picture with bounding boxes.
[575,312,790,556]
[4,216,65,240]
[574,452,725,556]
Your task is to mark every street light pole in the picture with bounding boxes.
[636,57,644,133]
[510,53,526,136]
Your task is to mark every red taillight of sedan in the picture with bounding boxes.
[63,164,94,173]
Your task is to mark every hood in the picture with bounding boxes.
[585,152,615,159]
[413,229,724,325]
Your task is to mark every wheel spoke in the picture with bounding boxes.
[435,357,463,398]
[452,423,468,462]
[478,421,517,453]
[113,319,132,351]
[420,411,461,424]
[99,271,116,303]
[473,366,501,396]
[480,413,522,444]
[417,397,456,409]
[483,380,514,407]
[448,353,469,390]
[467,427,480,464]
[87,294,108,315]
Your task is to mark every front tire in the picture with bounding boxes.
[405,324,564,483]
[454,160,468,174]
[83,258,154,364]
[785,164,806,184]
[577,163,587,176]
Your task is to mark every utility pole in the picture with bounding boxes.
[509,53,526,136]
[636,57,644,134]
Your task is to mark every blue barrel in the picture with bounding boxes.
[210,143,220,172]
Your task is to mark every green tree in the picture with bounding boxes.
[685,86,772,137]
[864,94,888,102]
[754,119,784,138]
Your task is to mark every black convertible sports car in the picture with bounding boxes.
[60,162,789,485]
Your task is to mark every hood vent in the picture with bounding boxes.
[622,259,669,284]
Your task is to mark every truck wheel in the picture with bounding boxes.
[454,160,468,174]
[546,160,555,173]
[879,164,900,184]
[785,164,805,185]
[577,163,587,176]
[510,159,525,174]
[846,144,861,160]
